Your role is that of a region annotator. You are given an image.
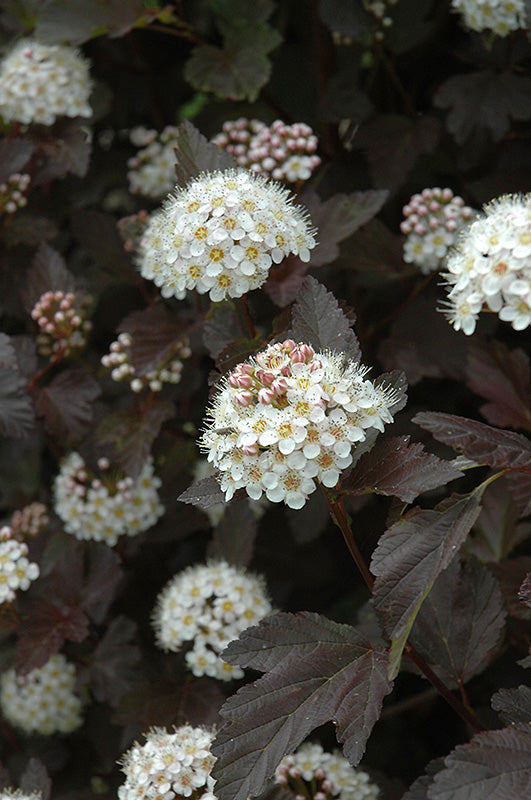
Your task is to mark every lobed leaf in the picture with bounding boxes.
[117,306,190,378]
[21,242,75,314]
[203,301,249,360]
[34,0,165,44]
[492,685,531,726]
[212,612,393,800]
[173,120,237,187]
[16,599,89,674]
[318,0,369,38]
[490,557,531,621]
[114,676,224,728]
[35,369,101,446]
[33,119,92,182]
[429,726,531,800]
[0,334,35,440]
[207,500,257,566]
[288,276,361,361]
[341,435,463,503]
[71,209,134,284]
[84,615,141,707]
[409,559,506,688]
[0,138,34,183]
[465,477,530,563]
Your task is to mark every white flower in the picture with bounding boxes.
[442,193,531,334]
[127,125,181,199]
[0,654,83,735]
[401,187,475,274]
[138,169,316,302]
[0,39,92,126]
[275,742,379,800]
[54,452,164,546]
[0,526,39,604]
[118,726,216,800]
[0,791,41,800]
[451,0,526,36]
[152,561,273,681]
[199,340,398,509]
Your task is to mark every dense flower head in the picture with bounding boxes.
[127,125,181,199]
[152,560,273,681]
[200,340,397,509]
[0,173,30,216]
[10,502,49,538]
[101,331,191,393]
[451,0,526,36]
[0,653,83,735]
[118,725,216,800]
[54,452,164,546]
[0,39,92,126]
[0,525,39,604]
[212,118,321,184]
[401,187,474,274]
[442,193,531,335]
[0,791,41,800]
[31,289,92,358]
[138,169,317,302]
[275,743,379,800]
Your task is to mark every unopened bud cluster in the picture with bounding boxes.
[401,188,474,274]
[31,290,92,358]
[102,331,191,393]
[451,0,526,36]
[117,210,150,254]
[0,653,83,735]
[0,173,30,215]
[127,125,180,199]
[118,725,216,800]
[0,525,39,604]
[152,560,273,681]
[442,193,531,335]
[54,452,164,546]
[139,169,316,302]
[10,502,49,538]
[200,340,397,509]
[213,118,321,184]
[0,39,92,126]
[275,743,379,800]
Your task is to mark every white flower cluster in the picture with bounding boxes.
[31,289,92,358]
[0,173,30,215]
[200,340,397,509]
[275,743,379,800]
[138,169,316,302]
[401,188,474,274]
[0,526,39,604]
[451,0,526,36]
[153,561,273,681]
[0,791,41,800]
[442,193,531,335]
[212,118,321,184]
[0,39,92,126]
[0,654,83,735]
[118,725,216,800]
[101,331,191,393]
[127,125,180,199]
[54,453,164,546]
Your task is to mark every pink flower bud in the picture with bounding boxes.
[258,388,275,404]
[256,370,274,385]
[272,377,287,395]
[242,444,259,456]
[234,390,252,406]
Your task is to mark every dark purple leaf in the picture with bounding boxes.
[507,470,531,518]
[114,676,224,728]
[490,557,531,621]
[71,209,134,284]
[212,612,393,800]
[401,758,445,800]
[34,0,164,45]
[21,242,75,313]
[287,488,330,543]
[0,334,35,440]
[20,759,51,800]
[94,399,174,479]
[203,302,248,360]
[178,476,227,509]
[342,435,463,503]
[430,726,531,799]
[409,559,506,687]
[80,543,123,624]
[371,490,484,677]
[215,336,263,375]
[33,119,91,183]
[84,616,140,707]
[519,573,531,608]
[117,306,189,378]
[302,190,389,268]
[465,477,530,563]
[466,339,531,429]
[492,686,531,726]
[288,276,361,361]
[16,599,90,674]
[434,71,531,144]
[35,369,101,446]
[207,500,257,567]
[353,114,440,192]
[262,256,311,308]
[173,120,237,187]
[0,138,34,182]
[4,214,59,248]
[318,0,369,37]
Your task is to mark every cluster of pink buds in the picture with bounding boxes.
[10,501,49,538]
[102,331,191,393]
[401,187,475,274]
[31,289,92,358]
[0,172,30,215]
[212,118,320,184]
[117,210,151,254]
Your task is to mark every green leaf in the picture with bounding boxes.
[212,612,393,800]
[185,39,276,102]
